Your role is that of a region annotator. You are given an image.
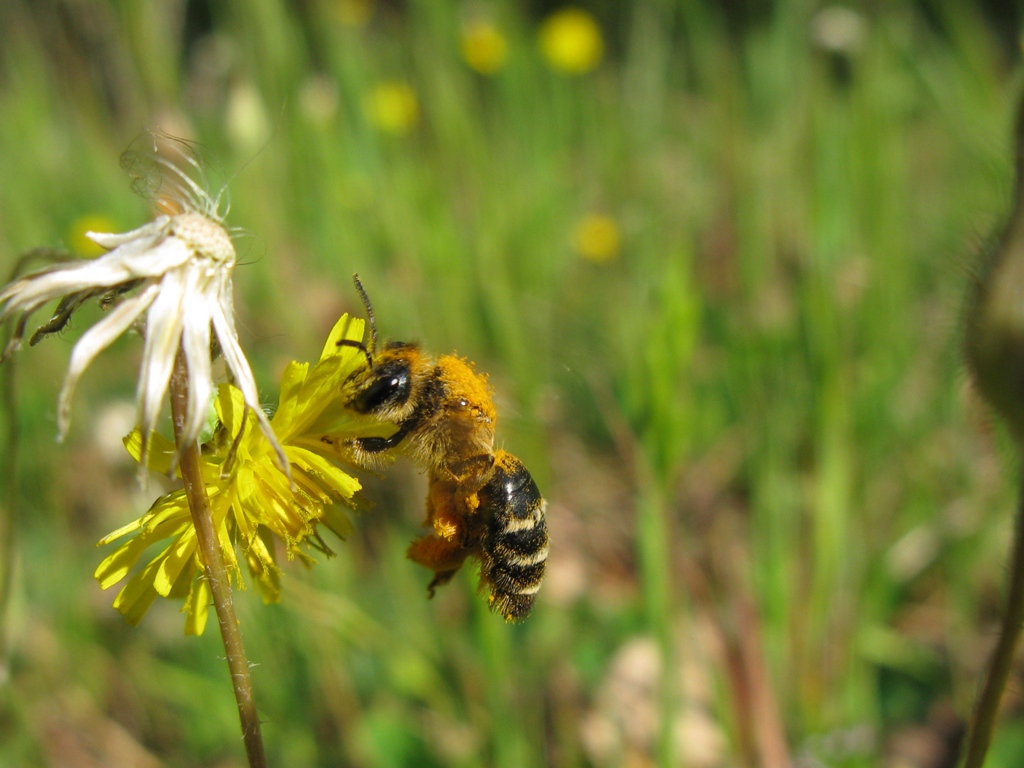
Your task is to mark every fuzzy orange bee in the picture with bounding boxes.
[337,277,548,620]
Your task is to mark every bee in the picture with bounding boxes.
[337,276,548,621]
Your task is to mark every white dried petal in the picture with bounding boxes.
[136,264,188,459]
[85,217,170,248]
[56,283,161,439]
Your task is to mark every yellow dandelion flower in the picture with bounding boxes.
[573,213,621,262]
[68,214,118,257]
[95,313,394,634]
[461,19,509,75]
[538,7,604,74]
[364,82,419,136]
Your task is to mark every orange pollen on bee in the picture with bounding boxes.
[427,480,467,541]
[433,518,459,540]
[437,355,498,426]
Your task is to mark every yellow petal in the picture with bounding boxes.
[98,491,191,546]
[288,446,362,500]
[291,465,335,506]
[246,531,282,604]
[320,314,364,361]
[96,517,146,548]
[214,383,249,438]
[272,361,312,435]
[137,491,191,533]
[123,429,177,473]
[184,576,212,636]
[305,410,398,441]
[278,360,310,404]
[232,492,259,549]
[244,525,276,571]
[276,326,374,439]
[94,534,154,589]
[166,560,197,598]
[255,466,317,537]
[112,559,162,626]
[154,530,198,596]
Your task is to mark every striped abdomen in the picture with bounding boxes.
[478,450,548,622]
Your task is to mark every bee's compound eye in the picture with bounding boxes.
[351,363,412,414]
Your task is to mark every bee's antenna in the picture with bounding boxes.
[352,273,378,354]
[337,338,373,369]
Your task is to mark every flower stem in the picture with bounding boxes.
[169,348,267,768]
[962,475,1024,768]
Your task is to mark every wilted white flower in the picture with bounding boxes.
[0,134,288,477]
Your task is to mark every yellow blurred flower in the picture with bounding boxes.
[573,213,621,262]
[94,313,394,634]
[461,19,509,75]
[539,7,604,74]
[364,81,419,136]
[68,214,117,257]
[337,0,374,26]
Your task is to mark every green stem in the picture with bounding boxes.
[169,349,268,768]
[962,474,1024,768]
[637,487,675,768]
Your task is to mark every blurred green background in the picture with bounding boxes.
[1,0,1023,766]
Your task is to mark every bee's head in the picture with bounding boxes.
[337,276,432,424]
[348,344,417,415]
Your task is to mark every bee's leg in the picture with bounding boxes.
[448,453,496,499]
[407,534,470,598]
[408,534,468,569]
[351,418,417,453]
[335,418,420,471]
[425,477,461,538]
[426,570,459,598]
